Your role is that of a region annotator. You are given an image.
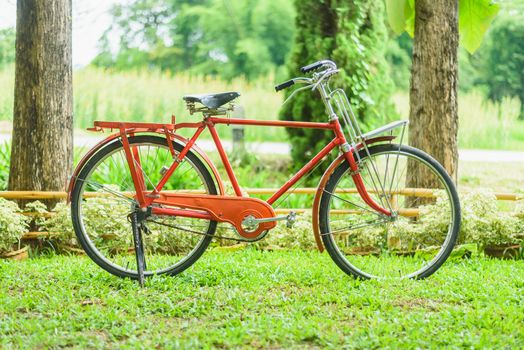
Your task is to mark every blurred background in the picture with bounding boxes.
[0,0,522,149]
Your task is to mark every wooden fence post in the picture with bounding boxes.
[231,105,246,161]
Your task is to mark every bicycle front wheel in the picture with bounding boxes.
[319,144,460,279]
[71,135,218,280]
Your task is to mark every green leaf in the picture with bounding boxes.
[386,0,409,35]
[385,0,415,37]
[459,0,500,53]
[404,0,415,37]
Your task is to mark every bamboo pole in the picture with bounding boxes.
[22,232,59,239]
[1,189,521,200]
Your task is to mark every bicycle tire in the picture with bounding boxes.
[71,135,218,279]
[319,144,460,280]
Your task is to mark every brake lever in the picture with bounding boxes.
[282,84,314,105]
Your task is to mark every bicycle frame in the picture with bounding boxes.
[86,114,391,239]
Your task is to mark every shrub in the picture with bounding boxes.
[41,198,209,254]
[0,198,29,254]
[29,190,524,256]
[460,190,522,247]
[280,0,395,169]
[254,211,317,251]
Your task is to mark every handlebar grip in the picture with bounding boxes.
[300,61,324,73]
[275,79,295,92]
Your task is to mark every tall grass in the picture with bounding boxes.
[393,91,524,150]
[0,66,285,141]
[73,68,285,141]
[1,66,523,149]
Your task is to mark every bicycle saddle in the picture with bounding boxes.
[183,92,240,109]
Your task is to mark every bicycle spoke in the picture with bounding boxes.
[79,177,136,203]
[322,218,384,236]
[323,189,382,217]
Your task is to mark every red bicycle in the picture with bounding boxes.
[68,60,460,284]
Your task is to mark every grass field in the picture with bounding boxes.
[1,66,523,148]
[1,249,523,348]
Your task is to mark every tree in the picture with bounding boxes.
[475,14,524,119]
[408,0,459,182]
[386,0,499,180]
[195,0,295,79]
[9,0,73,207]
[280,0,394,168]
[93,0,295,80]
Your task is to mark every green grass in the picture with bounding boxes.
[1,249,523,348]
[1,66,523,149]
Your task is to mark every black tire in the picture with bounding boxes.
[319,144,460,280]
[71,135,218,280]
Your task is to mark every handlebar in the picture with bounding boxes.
[275,79,295,92]
[301,59,337,73]
[274,59,338,92]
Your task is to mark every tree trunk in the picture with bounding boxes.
[9,0,73,208]
[408,0,459,185]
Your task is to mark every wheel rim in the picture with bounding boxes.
[323,148,458,279]
[74,139,215,276]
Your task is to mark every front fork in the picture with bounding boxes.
[342,144,392,217]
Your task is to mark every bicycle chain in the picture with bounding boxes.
[145,217,269,243]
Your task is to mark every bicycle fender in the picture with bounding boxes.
[66,130,225,203]
[312,136,396,252]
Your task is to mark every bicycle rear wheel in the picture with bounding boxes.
[71,135,218,279]
[319,144,460,279]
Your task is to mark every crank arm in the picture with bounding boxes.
[242,211,297,229]
[248,211,296,224]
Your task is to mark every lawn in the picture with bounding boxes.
[1,249,523,348]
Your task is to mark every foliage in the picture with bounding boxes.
[0,141,10,190]
[386,0,499,54]
[473,12,524,118]
[93,0,295,80]
[387,189,523,249]
[39,202,76,248]
[458,0,500,53]
[385,32,412,90]
[280,0,395,168]
[0,198,28,254]
[0,28,15,69]
[393,91,524,150]
[70,68,286,142]
[460,190,523,247]
[254,211,317,251]
[42,198,210,254]
[1,251,524,348]
[30,188,524,255]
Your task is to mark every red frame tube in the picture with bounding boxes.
[113,115,390,216]
[208,117,336,130]
[207,122,243,196]
[267,138,340,204]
